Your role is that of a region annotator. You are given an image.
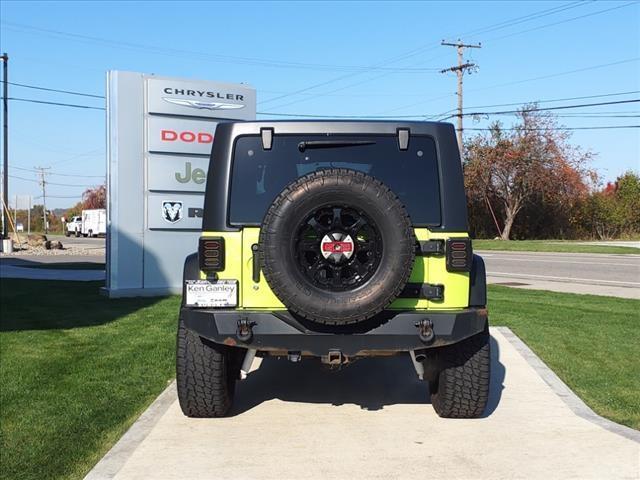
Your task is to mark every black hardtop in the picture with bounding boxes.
[203,120,468,232]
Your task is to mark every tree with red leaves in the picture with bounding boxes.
[81,184,106,210]
[464,106,594,240]
[65,184,106,220]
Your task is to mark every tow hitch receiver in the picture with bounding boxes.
[322,349,346,367]
[415,318,435,343]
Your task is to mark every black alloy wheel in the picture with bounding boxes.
[294,205,382,292]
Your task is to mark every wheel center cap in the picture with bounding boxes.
[321,233,354,262]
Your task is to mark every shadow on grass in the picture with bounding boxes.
[0,279,166,332]
[230,334,505,416]
[1,259,106,270]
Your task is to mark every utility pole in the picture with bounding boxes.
[35,167,50,233]
[1,53,8,239]
[440,40,481,156]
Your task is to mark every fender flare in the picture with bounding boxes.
[182,252,199,304]
[469,254,487,307]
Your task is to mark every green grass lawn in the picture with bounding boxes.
[14,262,106,270]
[1,280,638,480]
[474,239,639,254]
[0,280,180,480]
[489,285,640,430]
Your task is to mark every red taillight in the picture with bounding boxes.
[446,238,472,272]
[199,237,225,272]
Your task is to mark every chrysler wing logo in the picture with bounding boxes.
[162,97,245,111]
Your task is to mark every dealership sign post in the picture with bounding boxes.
[104,71,256,297]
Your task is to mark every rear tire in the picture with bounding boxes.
[429,329,491,418]
[176,314,239,418]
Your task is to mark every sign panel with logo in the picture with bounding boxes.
[147,116,217,155]
[105,71,256,297]
[146,78,256,120]
[147,154,208,193]
[146,193,204,230]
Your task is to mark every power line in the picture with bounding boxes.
[461,1,590,39]
[468,58,640,94]
[258,98,640,119]
[552,114,640,118]
[0,80,104,99]
[259,2,591,108]
[12,165,105,178]
[0,3,602,112]
[262,1,606,110]
[436,90,640,116]
[35,194,82,199]
[8,174,98,187]
[50,147,105,167]
[383,57,640,115]
[440,98,640,120]
[6,88,640,122]
[467,125,640,131]
[483,1,636,44]
[6,97,105,110]
[0,21,443,73]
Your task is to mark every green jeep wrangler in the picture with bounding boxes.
[177,121,490,419]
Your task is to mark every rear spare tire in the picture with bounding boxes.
[260,168,415,325]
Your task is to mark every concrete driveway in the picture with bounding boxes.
[86,328,639,480]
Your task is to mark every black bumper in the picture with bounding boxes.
[181,307,488,356]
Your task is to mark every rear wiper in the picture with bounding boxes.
[298,140,376,152]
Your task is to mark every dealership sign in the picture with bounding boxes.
[147,116,217,155]
[105,71,256,297]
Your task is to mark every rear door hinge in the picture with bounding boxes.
[399,283,444,301]
[416,239,445,256]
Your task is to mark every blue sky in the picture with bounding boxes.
[1,0,639,208]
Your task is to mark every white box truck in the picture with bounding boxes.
[82,209,106,237]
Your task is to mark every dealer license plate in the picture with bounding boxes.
[185,280,238,307]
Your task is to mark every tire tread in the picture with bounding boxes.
[430,330,491,418]
[176,316,235,418]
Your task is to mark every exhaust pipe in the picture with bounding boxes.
[409,350,425,380]
[240,348,257,380]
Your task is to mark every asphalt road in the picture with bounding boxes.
[481,251,640,299]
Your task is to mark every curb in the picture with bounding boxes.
[84,381,178,480]
[495,326,639,443]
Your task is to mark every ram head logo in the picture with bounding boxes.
[162,201,183,224]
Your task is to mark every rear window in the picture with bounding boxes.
[229,134,441,226]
